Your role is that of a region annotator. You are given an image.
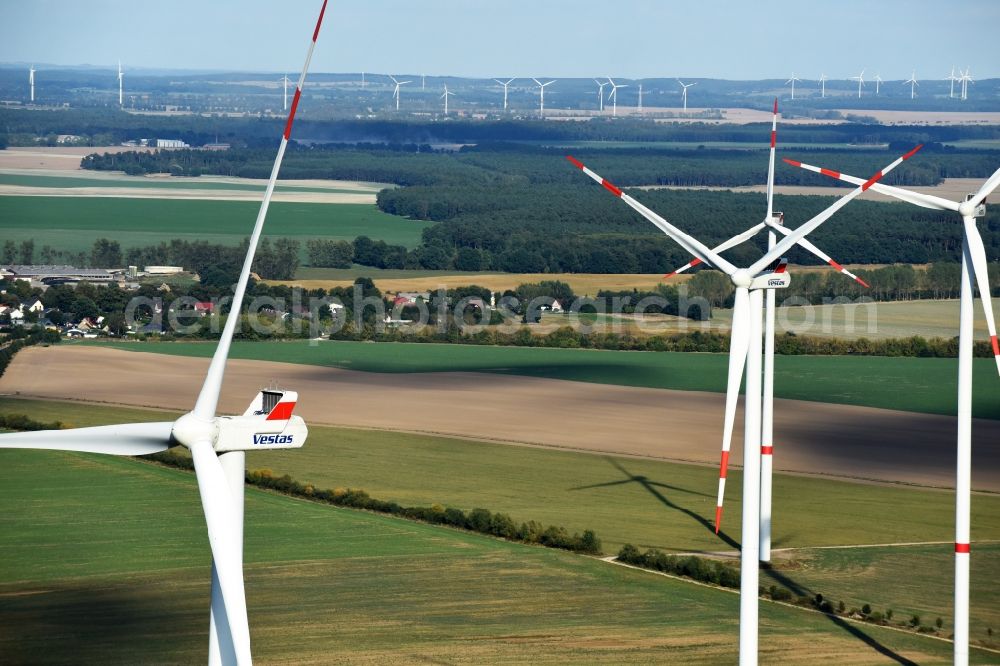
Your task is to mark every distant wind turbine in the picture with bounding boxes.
[637,83,643,112]
[532,77,555,117]
[29,65,35,103]
[594,79,608,112]
[607,77,628,117]
[389,74,411,111]
[494,78,515,111]
[677,79,696,111]
[874,73,883,96]
[819,73,828,98]
[118,61,124,107]
[948,66,958,99]
[785,73,801,100]
[904,71,919,100]
[960,67,974,101]
[281,74,289,111]
[440,83,455,114]
[850,69,865,98]
[361,71,366,88]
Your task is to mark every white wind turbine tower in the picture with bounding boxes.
[440,83,455,115]
[677,79,696,111]
[281,74,290,111]
[850,69,865,98]
[607,77,628,117]
[874,73,883,95]
[421,73,426,90]
[948,66,958,99]
[594,78,608,112]
[904,71,918,100]
[0,2,330,664]
[532,77,555,117]
[637,83,643,112]
[29,65,35,103]
[785,73,801,100]
[785,156,1000,666]
[494,78,515,111]
[569,142,919,665]
[662,100,872,560]
[389,74,411,111]
[361,71,366,88]
[819,73,828,98]
[118,60,124,107]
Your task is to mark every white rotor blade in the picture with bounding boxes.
[751,145,923,275]
[971,167,1000,206]
[665,222,767,278]
[190,440,251,665]
[766,220,870,287]
[715,287,751,533]
[767,98,778,219]
[783,157,959,212]
[0,422,173,455]
[566,155,738,275]
[192,0,328,421]
[962,219,1000,375]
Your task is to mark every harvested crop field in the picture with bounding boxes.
[3,345,998,491]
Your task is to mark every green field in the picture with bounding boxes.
[0,440,987,663]
[4,396,1000,654]
[0,173,362,193]
[89,339,1000,419]
[0,196,431,253]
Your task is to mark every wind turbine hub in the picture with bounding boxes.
[958,196,985,218]
[171,412,219,449]
[731,269,753,288]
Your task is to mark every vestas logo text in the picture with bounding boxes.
[253,434,294,445]
[767,279,785,287]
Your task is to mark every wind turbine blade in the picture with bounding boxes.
[192,0,328,421]
[751,145,923,274]
[664,222,768,279]
[782,157,961,212]
[767,221,870,287]
[532,78,542,86]
[0,422,173,455]
[190,440,251,665]
[962,221,1000,375]
[565,155,737,274]
[970,167,1000,206]
[767,98,778,219]
[715,288,751,533]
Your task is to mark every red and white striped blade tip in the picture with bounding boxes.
[714,506,723,534]
[773,98,778,114]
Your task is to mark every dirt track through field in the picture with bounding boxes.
[4,346,999,491]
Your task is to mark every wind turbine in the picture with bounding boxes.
[904,71,918,100]
[784,156,1000,666]
[440,83,455,115]
[960,67,974,100]
[874,73,883,95]
[661,101,870,559]
[281,74,290,111]
[29,65,35,103]
[0,2,329,664]
[819,73,828,98]
[594,78,608,112]
[421,73,426,90]
[948,66,958,99]
[850,69,865,98]
[607,77,628,117]
[118,60,124,107]
[389,74,411,111]
[532,77,555,117]
[494,78,515,111]
[785,73,801,100]
[361,71,366,88]
[568,143,918,665]
[677,79,696,111]
[637,83,643,112]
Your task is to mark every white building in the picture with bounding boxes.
[156,139,189,148]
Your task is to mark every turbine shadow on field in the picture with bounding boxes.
[571,457,739,549]
[762,566,917,666]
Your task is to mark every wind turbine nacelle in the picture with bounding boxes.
[214,390,307,452]
[750,272,790,290]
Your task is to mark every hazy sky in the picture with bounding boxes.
[2,0,998,80]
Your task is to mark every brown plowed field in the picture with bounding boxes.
[3,345,998,491]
